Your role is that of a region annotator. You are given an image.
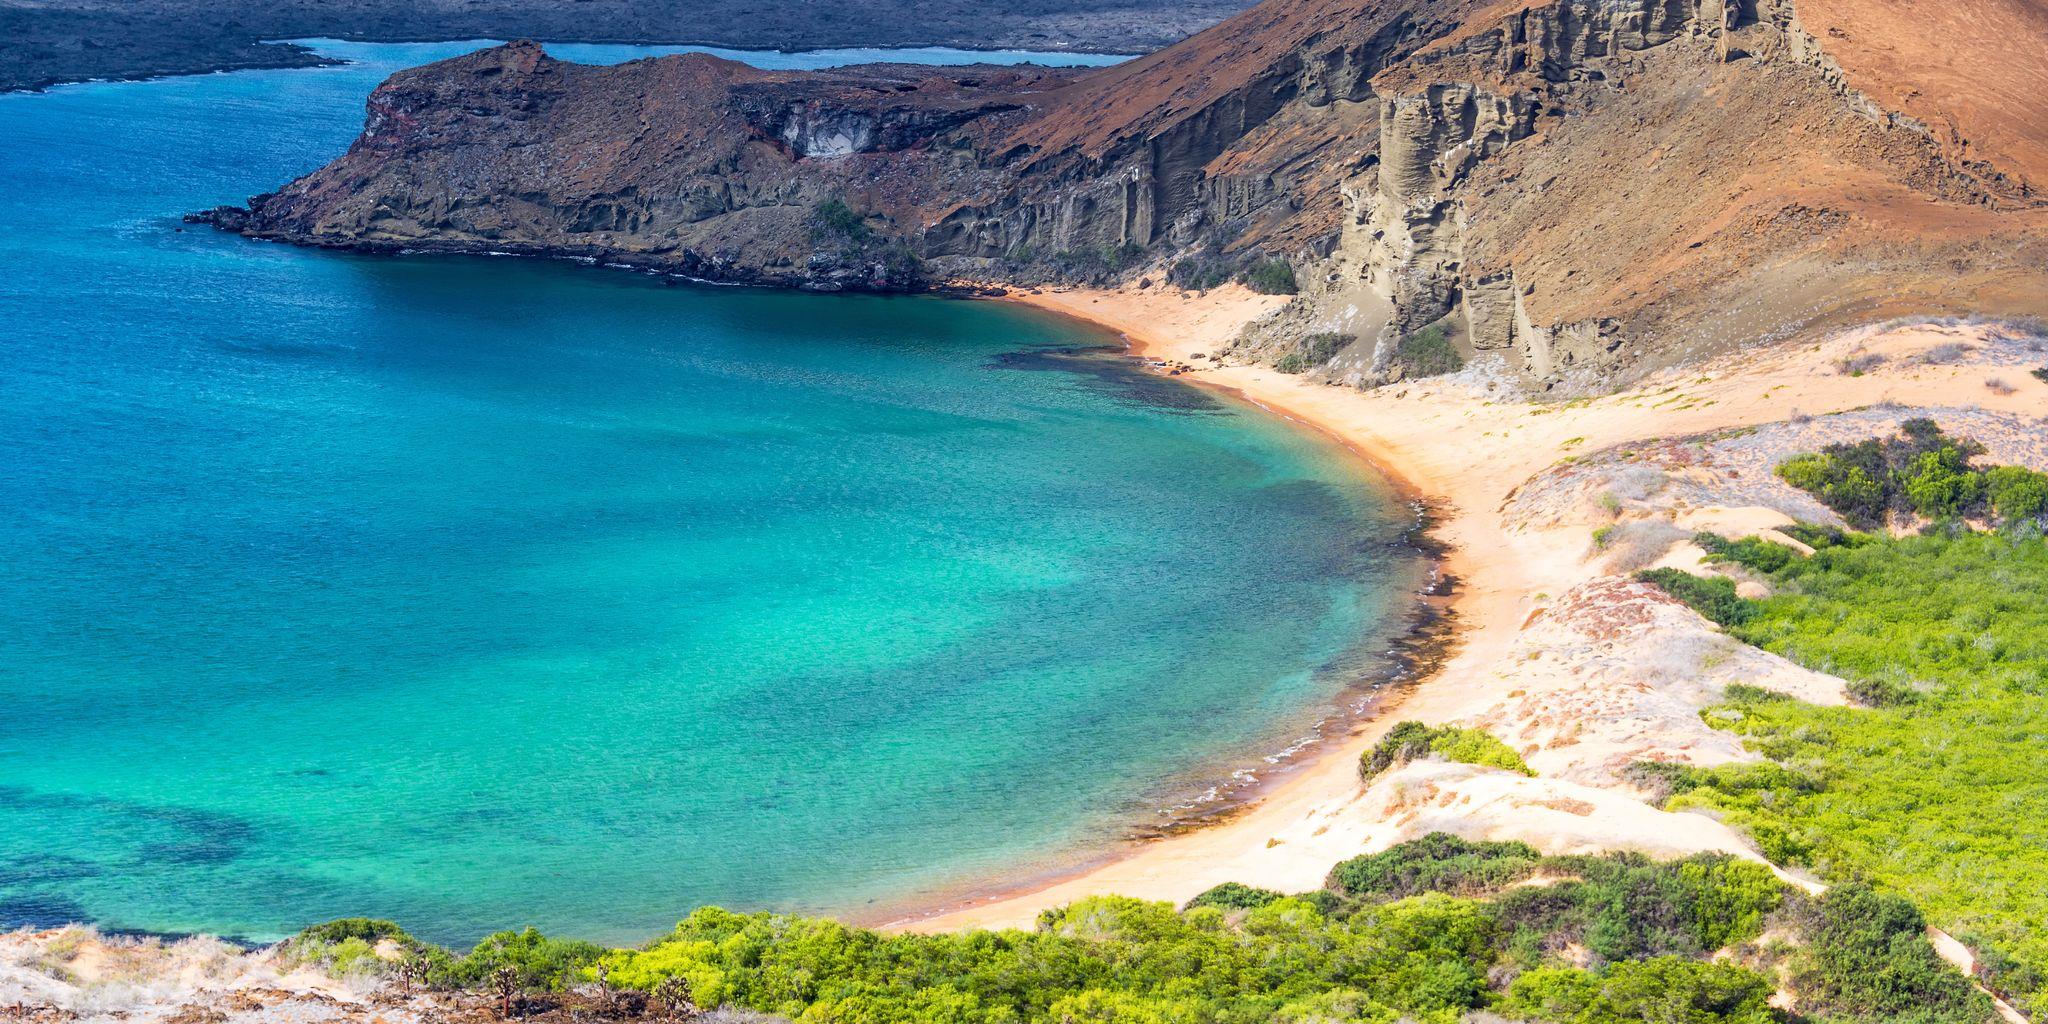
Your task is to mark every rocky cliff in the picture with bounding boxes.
[208,0,2048,392]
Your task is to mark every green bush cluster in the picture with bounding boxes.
[596,844,1789,1024]
[1394,324,1463,378]
[1359,721,1534,782]
[1167,252,1238,291]
[1484,852,1785,965]
[284,834,1994,1024]
[809,198,871,241]
[1274,332,1351,374]
[1695,532,1799,574]
[1325,833,1541,900]
[1166,252,1299,294]
[279,918,416,979]
[445,927,608,991]
[1775,418,2048,527]
[1239,259,1298,295]
[1500,958,1776,1024]
[282,920,603,992]
[1635,567,1754,627]
[1183,881,1286,911]
[1651,524,2048,1017]
[1790,885,1997,1023]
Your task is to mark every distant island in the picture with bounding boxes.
[0,0,1250,92]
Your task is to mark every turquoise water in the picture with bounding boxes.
[0,42,1418,945]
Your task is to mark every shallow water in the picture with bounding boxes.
[0,41,1418,945]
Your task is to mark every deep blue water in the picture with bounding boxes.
[0,41,1419,944]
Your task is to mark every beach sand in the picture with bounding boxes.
[890,285,2048,933]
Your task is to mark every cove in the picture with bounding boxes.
[0,40,1421,945]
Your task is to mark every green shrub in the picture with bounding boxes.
[1239,258,1298,295]
[1502,958,1779,1024]
[294,917,410,945]
[1360,721,1534,782]
[1778,522,1865,550]
[809,198,870,241]
[1984,465,2048,523]
[1902,446,1983,519]
[2032,366,2048,384]
[1325,833,1541,900]
[1774,420,2016,527]
[279,918,421,978]
[1490,853,1783,964]
[1778,451,1887,527]
[1274,332,1350,374]
[1167,251,1238,291]
[1184,881,1286,911]
[1635,568,1754,626]
[1695,532,1799,574]
[444,927,606,991]
[1395,324,1463,377]
[1790,885,1999,1023]
[1050,242,1147,277]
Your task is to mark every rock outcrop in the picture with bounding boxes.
[208,0,2048,392]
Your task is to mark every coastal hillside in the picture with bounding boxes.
[206,0,2048,392]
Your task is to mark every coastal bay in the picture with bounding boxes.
[0,42,1424,945]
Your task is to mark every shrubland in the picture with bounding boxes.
[1637,432,2048,1015]
[284,834,1996,1024]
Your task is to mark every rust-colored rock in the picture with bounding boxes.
[213,0,2048,392]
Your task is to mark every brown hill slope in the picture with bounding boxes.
[210,0,2048,392]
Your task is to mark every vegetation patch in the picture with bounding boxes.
[1275,331,1351,374]
[1167,251,1299,294]
[1325,833,1542,901]
[1774,418,2048,528]
[1360,720,1534,782]
[1184,881,1288,911]
[1635,567,1753,627]
[1394,324,1463,378]
[1642,519,2048,1017]
[1049,242,1147,277]
[808,198,871,242]
[1239,258,1298,295]
[279,834,1994,1024]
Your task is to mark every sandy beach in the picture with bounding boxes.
[888,284,2048,934]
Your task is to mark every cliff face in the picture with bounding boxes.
[214,0,2048,392]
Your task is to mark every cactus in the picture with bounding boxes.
[493,965,518,1019]
[653,976,697,1021]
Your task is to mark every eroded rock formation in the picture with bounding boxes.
[206,0,2048,392]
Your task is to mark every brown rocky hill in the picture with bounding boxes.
[210,0,2048,392]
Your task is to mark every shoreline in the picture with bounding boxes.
[884,285,2048,936]
[850,289,1459,930]
[880,285,1506,931]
